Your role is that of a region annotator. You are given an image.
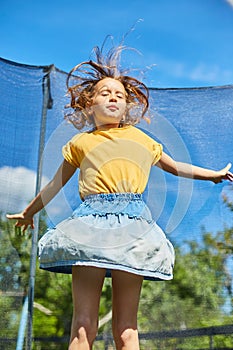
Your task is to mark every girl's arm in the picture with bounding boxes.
[6,159,77,232]
[156,152,233,183]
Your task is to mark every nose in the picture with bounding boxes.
[109,94,117,102]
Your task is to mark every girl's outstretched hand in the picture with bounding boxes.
[6,212,34,233]
[212,163,233,184]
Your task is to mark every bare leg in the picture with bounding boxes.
[69,266,106,350]
[111,270,143,350]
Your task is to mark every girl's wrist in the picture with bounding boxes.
[22,208,34,218]
[211,171,221,183]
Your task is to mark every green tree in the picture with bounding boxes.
[1,189,233,349]
[137,192,233,349]
[0,213,31,349]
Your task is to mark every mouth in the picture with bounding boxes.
[107,105,119,111]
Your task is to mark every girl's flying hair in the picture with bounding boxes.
[65,44,150,130]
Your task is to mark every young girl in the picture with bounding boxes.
[7,45,233,350]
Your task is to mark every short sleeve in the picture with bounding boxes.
[151,142,163,166]
[62,135,82,168]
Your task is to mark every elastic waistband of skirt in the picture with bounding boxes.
[83,193,143,202]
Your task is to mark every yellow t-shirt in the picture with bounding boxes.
[62,125,163,199]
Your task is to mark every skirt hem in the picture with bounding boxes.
[39,260,173,281]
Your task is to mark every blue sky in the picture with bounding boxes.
[1,0,233,88]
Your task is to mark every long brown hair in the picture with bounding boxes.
[65,45,149,129]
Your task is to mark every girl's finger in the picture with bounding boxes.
[6,214,23,220]
[22,226,28,233]
[226,171,233,181]
[225,163,232,172]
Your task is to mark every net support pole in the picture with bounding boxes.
[26,65,53,350]
[16,296,28,350]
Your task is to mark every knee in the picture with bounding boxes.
[71,315,98,344]
[120,327,139,345]
[113,322,139,346]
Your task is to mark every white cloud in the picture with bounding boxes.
[0,166,49,214]
[162,60,233,85]
[0,166,75,225]
[189,63,233,84]
[225,0,233,8]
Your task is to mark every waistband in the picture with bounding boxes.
[83,193,143,202]
[73,193,152,222]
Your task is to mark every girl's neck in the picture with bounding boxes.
[96,123,120,130]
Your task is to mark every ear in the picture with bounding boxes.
[86,106,94,116]
[86,98,92,107]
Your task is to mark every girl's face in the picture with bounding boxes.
[90,78,127,129]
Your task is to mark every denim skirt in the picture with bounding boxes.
[38,193,175,281]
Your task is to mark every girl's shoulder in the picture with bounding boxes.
[68,130,93,144]
[131,125,161,144]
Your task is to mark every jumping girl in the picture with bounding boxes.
[7,45,233,350]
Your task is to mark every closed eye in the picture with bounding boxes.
[116,93,124,99]
[99,89,125,99]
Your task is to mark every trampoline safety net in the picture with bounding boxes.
[0,57,232,350]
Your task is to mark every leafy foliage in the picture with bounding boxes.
[0,195,233,349]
